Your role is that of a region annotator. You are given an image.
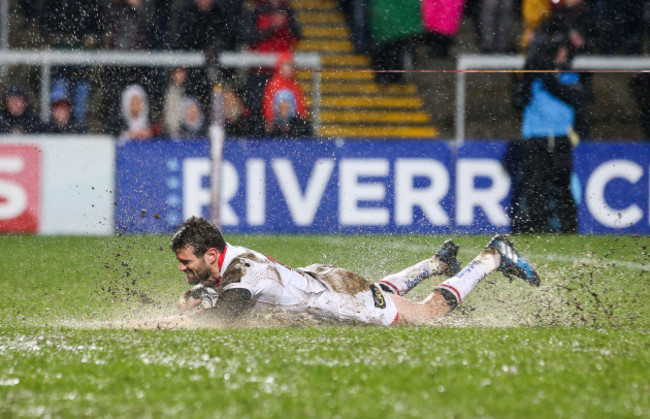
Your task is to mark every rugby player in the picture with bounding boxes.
[171,216,540,326]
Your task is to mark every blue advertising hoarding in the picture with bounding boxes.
[115,138,649,234]
[573,142,649,234]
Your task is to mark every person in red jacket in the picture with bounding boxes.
[261,52,310,136]
[244,0,302,132]
[248,0,301,54]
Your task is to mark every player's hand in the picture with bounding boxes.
[178,285,220,312]
[178,290,203,312]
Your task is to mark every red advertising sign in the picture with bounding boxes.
[0,144,41,233]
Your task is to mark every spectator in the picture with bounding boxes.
[593,0,646,55]
[170,0,235,118]
[0,85,40,134]
[262,53,310,137]
[171,0,229,52]
[371,39,409,85]
[39,89,87,134]
[537,0,599,55]
[337,0,370,54]
[512,33,587,233]
[534,0,596,138]
[163,67,189,139]
[119,84,154,142]
[477,0,515,53]
[421,0,466,58]
[105,0,152,52]
[244,0,302,127]
[179,96,207,138]
[103,0,162,137]
[267,94,312,138]
[519,0,552,52]
[150,0,175,50]
[36,0,102,125]
[223,86,256,137]
[368,0,421,85]
[247,0,301,54]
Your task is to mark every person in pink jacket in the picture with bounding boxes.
[421,0,465,57]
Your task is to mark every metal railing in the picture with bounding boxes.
[0,49,322,132]
[455,54,650,145]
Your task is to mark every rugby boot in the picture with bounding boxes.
[486,235,540,286]
[435,239,462,277]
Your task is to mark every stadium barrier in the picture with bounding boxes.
[1,136,648,235]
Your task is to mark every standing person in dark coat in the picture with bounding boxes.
[512,33,587,233]
[534,0,596,138]
[36,0,102,125]
[0,85,40,134]
[170,0,235,113]
[592,0,646,55]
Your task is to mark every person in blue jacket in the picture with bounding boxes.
[512,33,588,233]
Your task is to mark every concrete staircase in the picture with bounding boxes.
[291,0,438,138]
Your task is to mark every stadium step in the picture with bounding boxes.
[302,26,350,39]
[317,96,423,109]
[320,110,430,124]
[292,0,438,138]
[301,82,418,95]
[297,39,353,53]
[319,125,438,138]
[321,54,369,67]
[296,11,345,25]
[291,0,338,11]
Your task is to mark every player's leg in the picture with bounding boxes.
[388,246,498,324]
[388,290,453,323]
[389,235,540,325]
[377,239,461,296]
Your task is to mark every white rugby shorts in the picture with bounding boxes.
[312,284,400,326]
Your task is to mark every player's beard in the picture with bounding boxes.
[186,262,212,285]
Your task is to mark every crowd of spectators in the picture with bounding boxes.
[1,0,308,139]
[1,0,650,141]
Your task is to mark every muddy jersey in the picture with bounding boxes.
[215,243,399,326]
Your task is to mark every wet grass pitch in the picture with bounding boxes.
[1,234,648,417]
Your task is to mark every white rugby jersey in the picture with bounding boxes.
[214,243,400,326]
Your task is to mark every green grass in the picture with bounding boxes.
[1,234,649,417]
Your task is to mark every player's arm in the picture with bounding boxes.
[201,256,261,319]
[539,73,585,108]
[207,287,253,319]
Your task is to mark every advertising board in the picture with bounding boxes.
[0,136,115,234]
[114,138,650,235]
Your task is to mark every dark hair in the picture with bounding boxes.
[5,85,27,100]
[170,216,226,255]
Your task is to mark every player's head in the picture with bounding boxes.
[171,216,226,255]
[170,217,226,285]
